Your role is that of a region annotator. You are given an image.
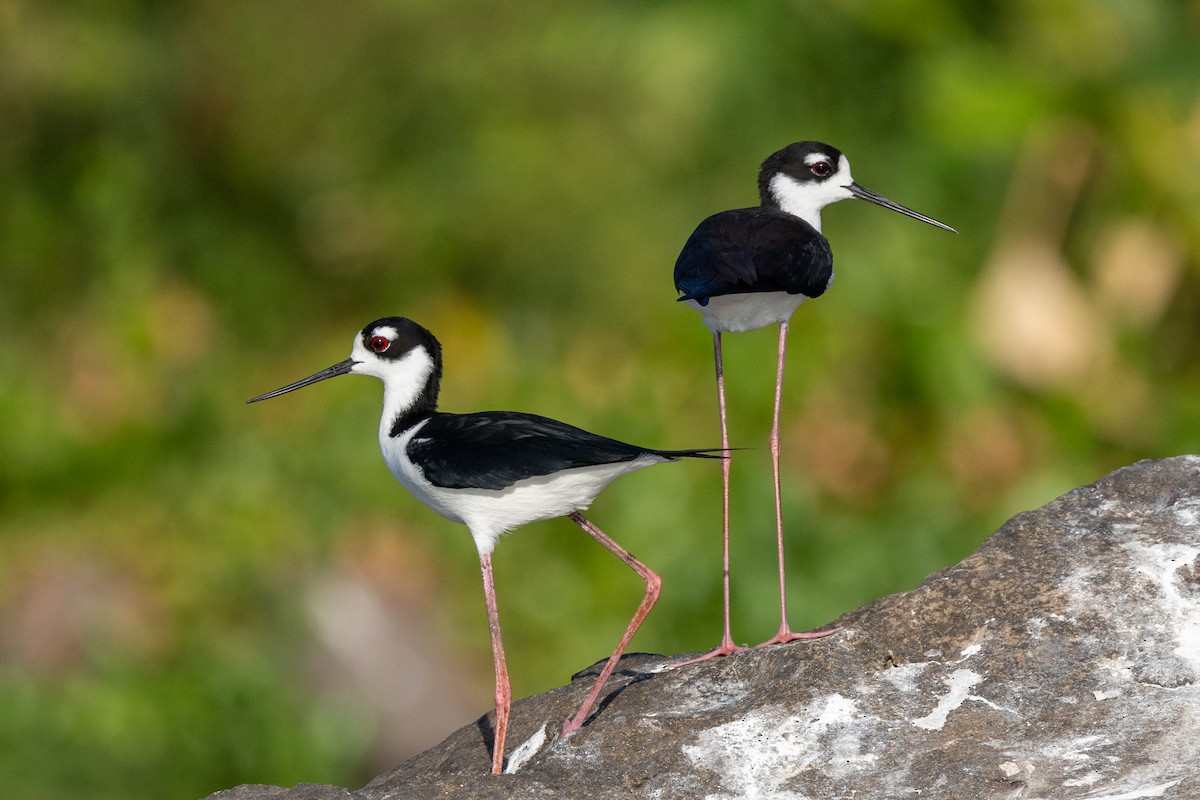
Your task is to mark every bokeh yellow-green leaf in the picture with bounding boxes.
[2,1,1199,797]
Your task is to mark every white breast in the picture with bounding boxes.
[684,291,809,333]
[380,419,464,522]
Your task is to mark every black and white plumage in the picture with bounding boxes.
[674,141,954,661]
[248,316,720,775]
[676,141,954,330]
[675,207,834,333]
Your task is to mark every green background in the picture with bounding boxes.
[3,1,1199,797]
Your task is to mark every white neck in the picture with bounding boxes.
[379,371,428,440]
[348,342,438,441]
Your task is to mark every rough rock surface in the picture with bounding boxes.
[206,456,1200,799]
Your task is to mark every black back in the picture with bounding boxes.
[408,411,719,490]
[673,207,833,305]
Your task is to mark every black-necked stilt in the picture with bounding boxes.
[247,316,721,775]
[674,141,955,660]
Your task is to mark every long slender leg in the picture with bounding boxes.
[673,331,744,667]
[561,511,662,734]
[758,321,839,647]
[479,552,511,774]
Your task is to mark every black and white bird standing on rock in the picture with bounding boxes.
[247,316,721,775]
[674,141,955,662]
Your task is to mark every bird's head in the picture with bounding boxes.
[758,141,955,234]
[247,316,443,412]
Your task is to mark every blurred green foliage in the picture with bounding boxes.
[2,0,1199,797]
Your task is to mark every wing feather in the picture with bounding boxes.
[409,412,716,490]
[674,208,833,304]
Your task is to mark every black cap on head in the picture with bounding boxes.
[757,141,845,203]
[359,317,443,364]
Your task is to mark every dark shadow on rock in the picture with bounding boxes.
[568,654,666,729]
[473,713,496,770]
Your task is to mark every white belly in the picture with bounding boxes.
[684,291,809,333]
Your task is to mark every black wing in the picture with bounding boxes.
[673,207,833,305]
[408,411,720,490]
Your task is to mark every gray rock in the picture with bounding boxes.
[205,784,356,800]
[206,455,1200,799]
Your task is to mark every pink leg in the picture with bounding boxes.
[758,321,839,647]
[479,553,511,774]
[672,332,744,667]
[562,511,662,734]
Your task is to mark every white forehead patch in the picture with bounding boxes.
[835,154,852,182]
[372,326,399,340]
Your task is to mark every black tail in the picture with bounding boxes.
[654,448,735,460]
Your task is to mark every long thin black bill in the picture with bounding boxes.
[848,182,957,233]
[246,358,357,403]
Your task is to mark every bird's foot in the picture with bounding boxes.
[667,639,746,669]
[755,625,842,648]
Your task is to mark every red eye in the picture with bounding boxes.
[811,160,832,177]
[369,335,391,352]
